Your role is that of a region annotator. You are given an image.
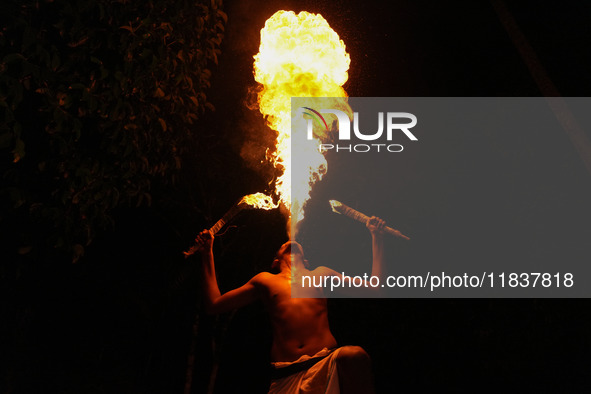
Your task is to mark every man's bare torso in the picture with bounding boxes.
[254,271,337,362]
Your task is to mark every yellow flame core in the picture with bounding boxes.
[253,10,351,227]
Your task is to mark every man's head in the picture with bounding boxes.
[271,241,309,272]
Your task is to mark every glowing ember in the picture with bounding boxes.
[253,10,351,228]
[239,193,278,210]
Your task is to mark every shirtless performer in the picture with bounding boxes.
[194,216,386,393]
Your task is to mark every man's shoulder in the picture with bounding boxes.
[250,271,278,285]
[309,266,340,277]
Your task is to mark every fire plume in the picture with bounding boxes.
[253,11,351,230]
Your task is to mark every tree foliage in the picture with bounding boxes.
[0,0,226,260]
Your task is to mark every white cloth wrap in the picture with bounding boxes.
[269,347,342,394]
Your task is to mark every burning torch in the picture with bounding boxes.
[329,200,410,240]
[183,193,278,257]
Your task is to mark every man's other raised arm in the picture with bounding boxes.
[194,230,262,314]
[367,216,386,279]
[308,217,387,295]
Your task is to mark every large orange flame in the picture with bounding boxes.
[253,10,351,231]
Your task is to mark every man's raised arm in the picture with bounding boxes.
[307,216,387,295]
[367,216,386,280]
[194,230,262,314]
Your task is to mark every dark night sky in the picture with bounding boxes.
[4,1,591,393]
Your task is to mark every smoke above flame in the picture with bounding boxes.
[253,10,352,231]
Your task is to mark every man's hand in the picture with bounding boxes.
[194,229,214,255]
[366,216,386,235]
